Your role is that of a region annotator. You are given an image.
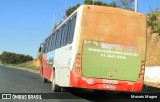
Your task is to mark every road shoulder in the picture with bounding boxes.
[0,64,39,73]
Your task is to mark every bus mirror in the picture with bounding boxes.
[39,47,42,52]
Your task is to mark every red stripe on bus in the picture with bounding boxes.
[70,71,143,92]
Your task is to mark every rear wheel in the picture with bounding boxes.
[52,71,61,92]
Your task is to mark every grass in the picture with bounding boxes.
[0,61,40,71]
[0,59,40,71]
[15,61,40,70]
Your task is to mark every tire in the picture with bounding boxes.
[52,71,61,92]
[42,77,48,83]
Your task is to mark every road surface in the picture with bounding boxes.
[0,65,158,102]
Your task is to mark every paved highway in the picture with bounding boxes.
[0,65,158,102]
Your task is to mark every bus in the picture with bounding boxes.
[39,5,146,92]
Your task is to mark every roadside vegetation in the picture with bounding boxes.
[146,9,160,66]
[0,51,33,64]
[65,0,134,17]
[0,51,39,70]
[15,60,40,70]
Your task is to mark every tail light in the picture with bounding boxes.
[139,61,145,81]
[72,54,82,76]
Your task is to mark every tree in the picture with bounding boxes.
[25,55,33,62]
[84,0,108,6]
[65,0,112,17]
[0,54,1,61]
[108,1,117,7]
[65,0,134,17]
[65,3,81,17]
[116,0,134,10]
[53,0,133,31]
[147,9,160,34]
[0,51,33,64]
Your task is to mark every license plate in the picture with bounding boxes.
[104,85,116,89]
[104,80,118,84]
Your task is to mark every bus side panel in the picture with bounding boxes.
[43,66,52,81]
[53,6,84,87]
[41,53,53,80]
[53,44,72,86]
[40,53,47,77]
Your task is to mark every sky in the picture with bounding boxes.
[0,0,160,58]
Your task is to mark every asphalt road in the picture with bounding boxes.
[0,65,158,102]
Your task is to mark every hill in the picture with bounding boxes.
[146,9,160,66]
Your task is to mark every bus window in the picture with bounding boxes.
[66,20,72,44]
[45,39,48,52]
[68,16,77,44]
[61,25,64,46]
[60,25,65,47]
[53,32,56,50]
[57,28,63,48]
[54,31,57,49]
[61,23,68,46]
[42,41,46,52]
[55,30,59,49]
[48,36,52,52]
[64,22,69,45]
[50,34,54,51]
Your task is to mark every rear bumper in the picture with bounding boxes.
[70,71,143,92]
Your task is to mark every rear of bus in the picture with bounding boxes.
[70,5,146,92]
